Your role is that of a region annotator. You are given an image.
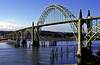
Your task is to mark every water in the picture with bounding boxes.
[0,40,100,65]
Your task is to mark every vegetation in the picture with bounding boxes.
[40,30,75,37]
[0,31,12,36]
[0,30,76,39]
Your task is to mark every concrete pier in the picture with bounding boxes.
[49,41,57,46]
[21,29,24,43]
[86,10,92,50]
[77,9,83,56]
[32,22,34,46]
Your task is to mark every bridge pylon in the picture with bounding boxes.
[77,9,92,57]
[21,29,24,43]
[86,10,92,50]
[31,22,35,46]
[31,22,39,47]
[77,9,83,56]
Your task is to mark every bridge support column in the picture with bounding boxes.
[16,32,20,42]
[36,26,39,46]
[8,34,11,40]
[12,33,15,40]
[17,32,19,40]
[15,32,20,47]
[49,41,57,46]
[11,33,12,40]
[77,9,83,56]
[15,32,17,40]
[49,41,52,46]
[32,22,34,46]
[84,10,92,56]
[9,34,11,40]
[21,30,24,43]
[16,32,18,41]
[7,34,8,39]
[7,34,9,40]
[87,10,92,50]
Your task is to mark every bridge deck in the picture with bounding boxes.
[16,16,100,32]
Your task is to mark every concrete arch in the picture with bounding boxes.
[23,29,31,39]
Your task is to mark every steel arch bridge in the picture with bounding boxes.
[37,4,86,46]
[27,4,100,47]
[4,4,100,56]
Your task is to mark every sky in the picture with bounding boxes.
[0,0,100,32]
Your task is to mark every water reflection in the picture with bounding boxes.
[50,55,54,65]
[49,46,77,65]
[31,47,40,65]
[3,40,100,65]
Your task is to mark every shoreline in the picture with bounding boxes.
[1,36,100,43]
[0,39,17,43]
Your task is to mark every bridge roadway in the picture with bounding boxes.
[16,16,100,32]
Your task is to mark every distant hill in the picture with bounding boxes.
[0,31,12,36]
[0,30,75,38]
[40,30,75,37]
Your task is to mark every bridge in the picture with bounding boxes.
[3,4,100,57]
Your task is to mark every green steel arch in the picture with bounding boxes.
[38,5,77,24]
[84,24,100,47]
[37,4,79,41]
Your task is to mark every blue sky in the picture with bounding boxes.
[0,0,100,31]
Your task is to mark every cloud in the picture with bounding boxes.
[6,20,16,22]
[0,22,73,32]
[0,22,29,31]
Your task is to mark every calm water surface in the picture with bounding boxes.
[0,40,100,65]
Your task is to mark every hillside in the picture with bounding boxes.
[0,30,76,38]
[40,30,75,37]
[0,31,12,36]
